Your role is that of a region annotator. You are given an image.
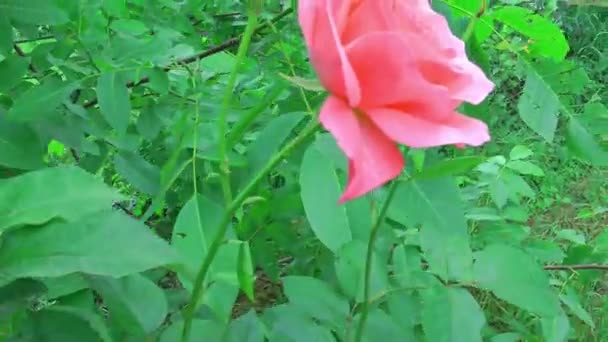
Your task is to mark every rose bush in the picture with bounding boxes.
[299,0,495,202]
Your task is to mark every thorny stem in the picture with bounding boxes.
[181,120,320,341]
[354,180,401,342]
[461,0,486,43]
[216,10,258,207]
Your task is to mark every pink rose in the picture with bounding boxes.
[298,0,494,202]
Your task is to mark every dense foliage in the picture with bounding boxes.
[0,0,607,341]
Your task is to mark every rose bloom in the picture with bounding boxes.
[298,0,494,202]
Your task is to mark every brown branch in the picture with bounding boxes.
[83,8,293,109]
[543,264,608,271]
[14,36,55,44]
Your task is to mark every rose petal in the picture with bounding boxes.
[345,31,454,118]
[299,0,360,106]
[392,0,494,104]
[340,0,393,44]
[366,106,490,148]
[319,96,404,202]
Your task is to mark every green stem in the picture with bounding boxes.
[461,17,478,43]
[181,120,320,341]
[354,180,401,342]
[217,10,258,207]
[226,84,286,150]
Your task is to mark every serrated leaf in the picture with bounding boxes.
[509,145,533,160]
[246,112,305,179]
[421,286,485,342]
[506,160,544,176]
[0,0,70,25]
[7,79,76,122]
[160,320,223,342]
[279,73,324,91]
[565,116,608,166]
[300,144,352,253]
[282,276,349,329]
[146,68,169,94]
[0,166,123,232]
[0,211,178,286]
[172,194,239,320]
[492,6,569,61]
[541,309,570,342]
[0,16,12,54]
[87,274,168,335]
[489,179,509,208]
[560,287,594,328]
[517,64,560,142]
[226,310,265,342]
[26,306,114,342]
[171,195,221,287]
[356,309,416,341]
[473,244,561,316]
[237,241,255,301]
[0,278,47,316]
[334,240,388,301]
[0,116,45,170]
[97,72,131,134]
[0,55,28,92]
[389,177,473,282]
[412,156,485,180]
[114,151,161,195]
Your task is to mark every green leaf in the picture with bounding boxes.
[42,274,88,299]
[279,73,324,91]
[171,194,239,320]
[517,64,560,142]
[0,166,123,232]
[421,286,485,342]
[412,156,485,180]
[237,241,255,301]
[356,309,416,341]
[110,19,149,36]
[0,0,70,25]
[87,274,168,335]
[0,211,178,286]
[541,309,570,342]
[246,112,305,177]
[565,116,608,166]
[114,151,161,195]
[282,276,349,329]
[6,78,76,122]
[0,116,45,170]
[0,55,28,92]
[489,179,509,208]
[265,305,335,341]
[97,72,132,134]
[389,177,473,282]
[492,6,569,61]
[473,244,561,316]
[0,15,12,54]
[299,144,352,253]
[0,278,47,316]
[559,287,594,328]
[505,160,544,176]
[490,333,523,342]
[159,320,223,342]
[26,305,113,342]
[226,310,265,342]
[509,145,533,160]
[146,68,169,95]
[334,240,388,301]
[136,105,163,141]
[172,194,223,288]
